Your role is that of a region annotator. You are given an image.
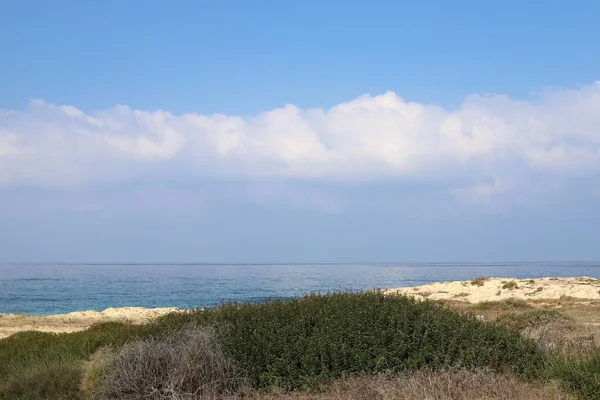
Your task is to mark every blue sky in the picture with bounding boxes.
[1,0,599,262]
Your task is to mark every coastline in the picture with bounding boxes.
[0,307,181,339]
[2,276,600,339]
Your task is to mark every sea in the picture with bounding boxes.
[1,262,600,315]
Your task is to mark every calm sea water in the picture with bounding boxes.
[1,263,600,315]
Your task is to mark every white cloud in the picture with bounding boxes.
[1,82,599,188]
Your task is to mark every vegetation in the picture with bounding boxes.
[495,310,571,332]
[85,324,241,399]
[0,292,599,399]
[501,280,519,290]
[474,298,530,310]
[470,277,490,287]
[254,371,575,400]
[548,348,600,400]
[0,323,167,399]
[187,292,544,389]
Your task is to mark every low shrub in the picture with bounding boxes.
[470,277,490,287]
[548,346,600,399]
[0,322,166,398]
[0,362,82,400]
[81,347,115,396]
[86,324,242,400]
[501,281,519,290]
[185,292,545,390]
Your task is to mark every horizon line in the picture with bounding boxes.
[2,261,600,266]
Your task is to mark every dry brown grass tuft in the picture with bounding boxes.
[249,370,574,400]
[85,324,242,400]
[471,277,490,287]
[525,319,600,353]
[445,297,600,355]
[453,292,470,298]
[501,280,519,290]
[526,287,545,296]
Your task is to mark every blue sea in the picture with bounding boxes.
[1,263,600,315]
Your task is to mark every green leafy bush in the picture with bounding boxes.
[185,292,544,390]
[0,322,169,398]
[548,347,600,399]
[0,362,82,400]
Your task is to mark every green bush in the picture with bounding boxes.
[0,322,164,398]
[0,324,130,380]
[549,347,600,399]
[184,292,545,390]
[0,362,82,400]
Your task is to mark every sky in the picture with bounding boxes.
[1,0,599,263]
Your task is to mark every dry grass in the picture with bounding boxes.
[471,277,490,287]
[526,287,545,296]
[415,291,433,298]
[445,297,600,353]
[85,324,242,400]
[529,298,600,323]
[501,280,519,290]
[447,298,531,319]
[525,319,600,353]
[453,292,470,298]
[249,371,574,400]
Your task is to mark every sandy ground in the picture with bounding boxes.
[0,307,181,339]
[384,276,600,302]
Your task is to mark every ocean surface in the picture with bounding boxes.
[1,263,600,315]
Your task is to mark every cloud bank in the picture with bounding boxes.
[1,82,599,188]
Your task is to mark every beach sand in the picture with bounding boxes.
[384,276,600,302]
[0,307,181,339]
